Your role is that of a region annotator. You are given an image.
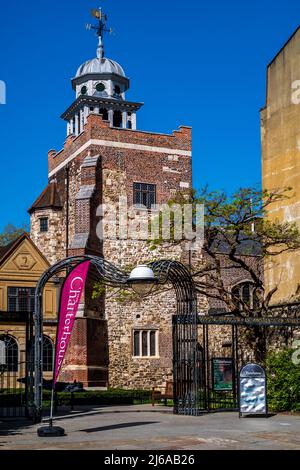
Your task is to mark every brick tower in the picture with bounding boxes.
[29,7,193,388]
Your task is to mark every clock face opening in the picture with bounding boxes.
[96,83,105,92]
[81,86,87,95]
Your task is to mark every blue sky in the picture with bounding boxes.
[0,0,299,231]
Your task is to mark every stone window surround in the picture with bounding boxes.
[39,217,49,233]
[132,329,159,359]
[8,286,35,313]
[231,280,258,311]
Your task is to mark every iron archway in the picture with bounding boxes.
[32,256,198,421]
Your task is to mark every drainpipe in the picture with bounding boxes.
[65,165,70,257]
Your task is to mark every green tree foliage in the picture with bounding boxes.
[266,348,300,412]
[149,186,300,362]
[0,223,28,247]
[151,186,300,315]
[93,186,300,361]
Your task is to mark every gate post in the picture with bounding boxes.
[150,261,198,416]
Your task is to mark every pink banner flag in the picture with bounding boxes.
[53,261,90,385]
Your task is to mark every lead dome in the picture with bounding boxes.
[76,57,125,78]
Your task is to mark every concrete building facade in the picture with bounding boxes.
[261,26,300,304]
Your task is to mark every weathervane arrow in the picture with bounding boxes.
[86,5,113,58]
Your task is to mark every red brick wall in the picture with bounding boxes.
[49,114,191,174]
[60,317,108,387]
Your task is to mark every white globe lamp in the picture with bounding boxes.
[128,265,157,297]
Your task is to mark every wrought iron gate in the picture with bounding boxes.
[0,312,33,418]
[0,361,27,417]
[197,315,300,412]
[200,323,239,411]
[173,316,199,416]
[33,256,200,419]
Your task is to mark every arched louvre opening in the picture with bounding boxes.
[99,108,108,121]
[113,110,122,128]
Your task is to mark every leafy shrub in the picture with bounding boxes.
[266,348,300,412]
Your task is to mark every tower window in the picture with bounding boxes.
[133,330,158,357]
[113,110,122,128]
[81,85,87,95]
[115,85,121,95]
[99,108,108,120]
[96,83,105,92]
[8,287,35,313]
[40,217,49,233]
[133,183,156,209]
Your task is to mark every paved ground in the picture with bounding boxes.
[1,405,300,450]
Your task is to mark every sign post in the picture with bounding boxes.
[239,363,267,418]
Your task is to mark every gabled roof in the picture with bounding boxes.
[28,182,62,214]
[0,233,50,268]
[0,238,18,261]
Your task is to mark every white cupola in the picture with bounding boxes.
[61,8,143,136]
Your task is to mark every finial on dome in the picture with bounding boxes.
[97,36,104,59]
[86,6,113,59]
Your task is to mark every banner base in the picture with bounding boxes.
[37,426,65,437]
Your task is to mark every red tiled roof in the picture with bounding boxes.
[28,182,62,214]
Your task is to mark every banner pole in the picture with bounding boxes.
[49,301,60,429]
[37,260,90,438]
[49,387,54,428]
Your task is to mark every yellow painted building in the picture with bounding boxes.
[261,26,300,303]
[0,233,58,383]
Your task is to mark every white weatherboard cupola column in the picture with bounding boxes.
[61,7,143,135]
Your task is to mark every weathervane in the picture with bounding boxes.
[86,6,113,59]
